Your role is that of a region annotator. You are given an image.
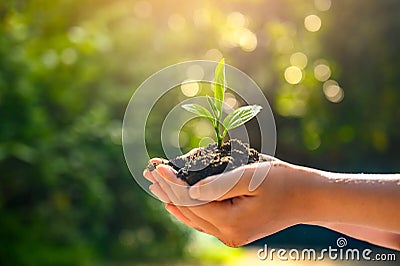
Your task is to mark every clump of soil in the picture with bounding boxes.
[147,139,260,185]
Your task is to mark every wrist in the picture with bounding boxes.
[305,171,400,231]
[283,163,326,225]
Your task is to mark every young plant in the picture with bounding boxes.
[182,58,262,147]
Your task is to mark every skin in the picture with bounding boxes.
[143,155,400,250]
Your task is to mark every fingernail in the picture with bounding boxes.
[189,185,200,199]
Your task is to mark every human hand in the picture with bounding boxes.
[143,154,317,247]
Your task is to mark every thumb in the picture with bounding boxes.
[189,162,270,201]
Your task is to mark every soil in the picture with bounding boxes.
[147,139,260,186]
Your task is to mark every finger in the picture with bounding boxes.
[156,164,180,180]
[248,160,273,192]
[149,183,171,203]
[187,200,229,226]
[143,158,167,182]
[175,205,221,236]
[156,164,204,206]
[143,169,156,183]
[165,204,207,233]
[149,157,170,166]
[154,167,224,236]
[189,161,271,201]
[152,169,181,205]
[165,203,195,227]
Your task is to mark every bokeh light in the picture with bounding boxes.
[314,0,332,11]
[323,80,344,103]
[168,14,186,31]
[304,14,322,32]
[221,28,258,52]
[224,92,238,110]
[193,9,211,29]
[204,48,223,61]
[181,81,200,97]
[227,12,247,28]
[186,65,205,80]
[198,137,215,147]
[60,47,78,65]
[284,66,303,84]
[238,28,258,52]
[41,49,59,68]
[314,63,331,81]
[219,12,257,52]
[194,120,214,137]
[276,97,307,117]
[290,52,308,69]
[67,26,86,43]
[304,122,321,150]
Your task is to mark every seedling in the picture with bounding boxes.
[182,59,262,147]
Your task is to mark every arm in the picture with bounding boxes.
[303,169,400,234]
[314,222,400,251]
[144,157,400,249]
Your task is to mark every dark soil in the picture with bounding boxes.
[147,139,260,185]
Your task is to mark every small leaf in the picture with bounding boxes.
[207,96,218,119]
[223,105,262,131]
[214,58,225,119]
[181,104,214,123]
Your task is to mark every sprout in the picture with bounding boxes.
[182,59,262,147]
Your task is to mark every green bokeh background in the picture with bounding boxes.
[1,0,399,265]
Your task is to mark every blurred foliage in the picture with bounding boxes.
[1,0,400,265]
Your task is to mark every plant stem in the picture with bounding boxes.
[215,119,222,147]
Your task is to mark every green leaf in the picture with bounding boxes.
[214,58,225,119]
[181,104,214,123]
[223,105,262,131]
[207,96,218,119]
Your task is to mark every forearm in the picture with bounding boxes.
[293,166,400,232]
[314,222,400,250]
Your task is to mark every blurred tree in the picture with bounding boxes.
[316,0,400,172]
[0,1,188,265]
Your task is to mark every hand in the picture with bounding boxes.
[143,155,316,247]
[144,153,400,250]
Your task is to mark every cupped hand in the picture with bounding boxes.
[143,154,315,247]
